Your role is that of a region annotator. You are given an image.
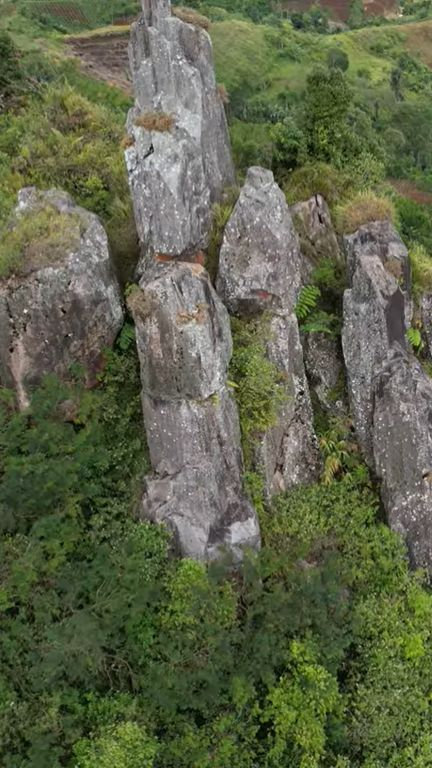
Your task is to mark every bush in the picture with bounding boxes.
[172,6,211,29]
[327,48,350,72]
[335,191,396,234]
[284,162,350,207]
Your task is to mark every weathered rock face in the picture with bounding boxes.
[342,224,409,465]
[344,220,411,299]
[217,167,321,495]
[290,194,341,284]
[0,188,124,410]
[217,167,302,316]
[372,345,432,571]
[302,332,347,417]
[125,0,235,271]
[130,260,260,561]
[254,314,322,494]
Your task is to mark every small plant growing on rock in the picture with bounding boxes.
[0,204,81,279]
[205,188,239,282]
[229,315,286,466]
[172,6,211,31]
[335,191,395,234]
[134,112,175,133]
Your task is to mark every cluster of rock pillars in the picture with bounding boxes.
[2,0,432,571]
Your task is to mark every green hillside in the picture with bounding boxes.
[2,4,432,767]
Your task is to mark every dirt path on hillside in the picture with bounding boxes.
[390,179,432,206]
[66,32,132,94]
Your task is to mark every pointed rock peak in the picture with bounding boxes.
[141,0,170,26]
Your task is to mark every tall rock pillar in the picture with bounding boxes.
[125,0,235,273]
[129,262,260,561]
[217,168,321,496]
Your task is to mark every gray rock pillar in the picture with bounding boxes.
[217,167,321,496]
[129,261,260,561]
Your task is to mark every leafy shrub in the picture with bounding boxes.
[284,162,350,207]
[74,722,158,768]
[335,191,396,234]
[327,48,350,72]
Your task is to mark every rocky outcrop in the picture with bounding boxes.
[341,221,432,571]
[302,332,347,417]
[342,223,409,465]
[0,188,124,410]
[217,167,320,495]
[373,346,432,571]
[344,220,411,302]
[129,260,260,561]
[124,0,235,272]
[290,194,341,284]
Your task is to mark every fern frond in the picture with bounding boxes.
[302,310,339,336]
[406,326,424,353]
[295,285,321,320]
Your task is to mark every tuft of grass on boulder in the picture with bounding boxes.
[335,191,395,234]
[0,204,82,280]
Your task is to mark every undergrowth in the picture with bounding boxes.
[229,315,286,467]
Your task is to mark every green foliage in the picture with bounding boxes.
[409,241,432,299]
[74,722,158,768]
[303,66,353,165]
[284,163,351,207]
[327,48,350,72]
[296,283,340,336]
[406,325,424,352]
[205,189,239,282]
[335,191,396,234]
[0,31,22,104]
[295,284,321,320]
[229,316,286,464]
[0,83,137,281]
[319,417,362,484]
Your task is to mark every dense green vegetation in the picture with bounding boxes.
[2,3,432,767]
